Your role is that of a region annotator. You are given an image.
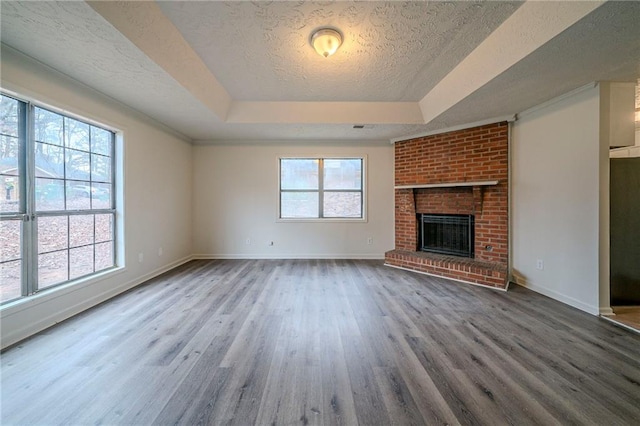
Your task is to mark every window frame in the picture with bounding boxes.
[0,91,118,306]
[277,156,366,222]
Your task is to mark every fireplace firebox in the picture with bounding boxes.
[418,214,474,258]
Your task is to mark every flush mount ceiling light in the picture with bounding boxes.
[311,28,342,58]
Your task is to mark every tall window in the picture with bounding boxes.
[0,93,116,304]
[279,157,364,219]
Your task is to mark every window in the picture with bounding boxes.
[1,92,116,305]
[279,157,364,219]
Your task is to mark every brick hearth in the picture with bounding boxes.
[385,122,509,289]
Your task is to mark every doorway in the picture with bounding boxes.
[609,157,640,331]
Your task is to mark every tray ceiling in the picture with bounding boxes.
[157,1,520,102]
[1,1,639,143]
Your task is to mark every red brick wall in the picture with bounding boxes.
[395,189,416,251]
[395,122,508,186]
[392,122,509,268]
[415,187,474,214]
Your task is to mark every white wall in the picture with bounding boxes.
[192,142,395,259]
[511,84,608,315]
[1,47,193,348]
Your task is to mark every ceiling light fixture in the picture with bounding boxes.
[311,28,342,58]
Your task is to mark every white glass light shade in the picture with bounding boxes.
[311,28,342,58]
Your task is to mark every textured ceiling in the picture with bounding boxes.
[0,1,221,140]
[1,1,639,143]
[157,1,521,102]
[420,0,640,133]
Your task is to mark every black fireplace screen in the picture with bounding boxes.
[418,214,474,258]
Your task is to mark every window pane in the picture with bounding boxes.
[0,220,21,261]
[34,107,63,146]
[66,182,91,210]
[70,245,94,280]
[69,214,94,248]
[281,192,319,218]
[1,220,22,302]
[95,241,113,271]
[91,127,111,156]
[0,136,20,186]
[91,154,111,183]
[35,142,64,178]
[324,192,362,218]
[91,182,111,210]
[0,260,21,303]
[1,175,20,213]
[1,95,19,137]
[36,178,65,211]
[324,159,362,190]
[1,135,20,169]
[280,159,318,190]
[38,216,68,253]
[65,149,90,181]
[39,250,68,289]
[65,118,90,151]
[1,116,21,212]
[95,214,113,243]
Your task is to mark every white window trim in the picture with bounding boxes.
[0,90,123,307]
[276,155,367,223]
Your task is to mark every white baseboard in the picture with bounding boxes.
[1,255,194,350]
[511,278,600,316]
[192,253,385,260]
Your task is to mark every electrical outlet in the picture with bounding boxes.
[367,237,373,245]
[138,252,144,263]
[246,238,251,245]
[269,241,274,246]
[158,247,163,256]
[536,259,544,270]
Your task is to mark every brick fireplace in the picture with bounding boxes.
[385,122,509,289]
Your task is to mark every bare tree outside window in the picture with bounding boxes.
[1,95,23,302]
[1,93,116,304]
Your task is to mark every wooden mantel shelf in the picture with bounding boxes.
[394,180,499,190]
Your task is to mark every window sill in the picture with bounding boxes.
[0,266,126,316]
[277,217,368,223]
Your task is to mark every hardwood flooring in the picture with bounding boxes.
[1,259,639,425]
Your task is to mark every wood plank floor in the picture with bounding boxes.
[1,259,639,425]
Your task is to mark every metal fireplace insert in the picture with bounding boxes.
[418,213,474,258]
